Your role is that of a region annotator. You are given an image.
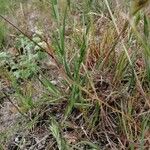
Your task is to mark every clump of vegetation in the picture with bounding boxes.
[0,0,150,149]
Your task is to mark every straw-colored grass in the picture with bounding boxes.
[0,0,150,149]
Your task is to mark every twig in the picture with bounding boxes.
[0,14,55,60]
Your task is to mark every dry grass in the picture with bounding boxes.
[0,0,150,149]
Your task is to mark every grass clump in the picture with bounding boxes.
[0,0,150,149]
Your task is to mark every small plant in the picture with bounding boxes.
[0,34,47,79]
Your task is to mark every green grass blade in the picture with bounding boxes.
[49,117,69,150]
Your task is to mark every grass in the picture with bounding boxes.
[0,0,150,149]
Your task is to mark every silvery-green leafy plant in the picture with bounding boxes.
[0,34,47,79]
